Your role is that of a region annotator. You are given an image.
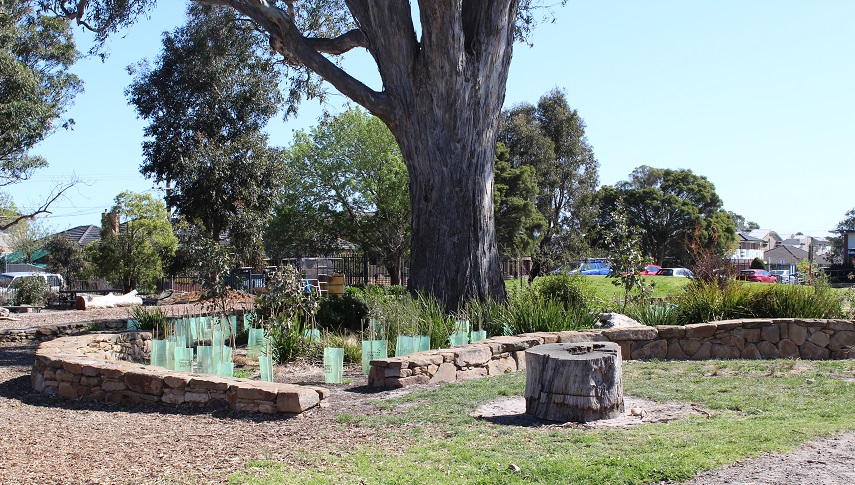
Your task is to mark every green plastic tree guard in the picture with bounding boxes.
[324,347,344,384]
[259,355,274,382]
[361,340,388,374]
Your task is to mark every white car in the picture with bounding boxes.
[655,267,695,278]
[0,272,64,298]
[769,270,801,284]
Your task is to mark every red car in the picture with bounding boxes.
[736,269,777,283]
[640,264,662,276]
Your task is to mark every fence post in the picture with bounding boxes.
[362,253,369,286]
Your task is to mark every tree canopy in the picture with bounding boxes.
[596,166,736,266]
[127,4,285,268]
[270,107,410,284]
[498,88,599,277]
[44,0,566,310]
[86,191,177,293]
[0,0,81,228]
[493,143,544,260]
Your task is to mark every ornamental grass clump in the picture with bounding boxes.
[674,280,753,325]
[748,282,847,319]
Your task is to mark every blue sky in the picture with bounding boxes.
[11,1,855,238]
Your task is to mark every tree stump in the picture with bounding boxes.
[524,342,624,423]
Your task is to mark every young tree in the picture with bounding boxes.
[42,233,88,282]
[127,5,285,268]
[596,166,736,266]
[44,0,563,310]
[0,0,81,228]
[87,192,177,293]
[493,143,544,261]
[6,218,49,263]
[277,108,410,285]
[498,89,600,279]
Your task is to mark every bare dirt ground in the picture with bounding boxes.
[2,306,855,484]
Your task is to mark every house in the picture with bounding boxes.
[779,234,831,256]
[731,232,764,269]
[55,225,102,248]
[745,229,783,252]
[763,245,809,270]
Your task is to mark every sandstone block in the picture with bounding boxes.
[760,325,780,344]
[187,377,231,392]
[368,365,386,388]
[514,350,527,371]
[487,356,517,375]
[161,390,185,405]
[58,382,77,399]
[277,388,321,413]
[666,340,687,360]
[691,341,711,360]
[429,363,458,384]
[743,319,774,329]
[680,339,701,356]
[184,391,210,404]
[456,368,488,381]
[829,331,855,352]
[101,380,126,392]
[122,390,160,403]
[630,339,667,360]
[741,343,762,359]
[556,331,607,343]
[125,370,163,396]
[800,341,831,360]
[602,327,657,342]
[757,341,780,359]
[808,331,830,347]
[743,328,761,343]
[163,374,190,388]
[778,339,799,359]
[685,324,717,339]
[454,345,492,367]
[827,320,855,331]
[656,326,685,339]
[788,324,808,346]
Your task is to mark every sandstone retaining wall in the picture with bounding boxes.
[0,319,127,343]
[368,318,855,389]
[31,332,327,415]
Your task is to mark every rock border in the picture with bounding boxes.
[31,331,328,415]
[368,318,855,388]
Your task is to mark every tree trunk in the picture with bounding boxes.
[525,342,624,423]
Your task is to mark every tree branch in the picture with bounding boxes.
[305,29,367,55]
[192,0,394,120]
[0,179,77,231]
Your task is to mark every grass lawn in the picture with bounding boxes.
[230,359,855,484]
[506,275,692,301]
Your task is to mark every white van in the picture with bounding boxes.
[0,272,64,299]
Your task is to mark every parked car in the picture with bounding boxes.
[554,258,612,276]
[640,264,662,276]
[736,269,777,283]
[655,267,695,278]
[0,272,65,303]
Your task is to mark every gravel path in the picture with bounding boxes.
[0,304,213,331]
[3,308,855,484]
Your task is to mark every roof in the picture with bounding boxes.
[738,232,763,242]
[746,229,783,241]
[763,245,809,265]
[56,225,101,248]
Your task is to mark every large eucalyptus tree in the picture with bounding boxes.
[44,0,561,309]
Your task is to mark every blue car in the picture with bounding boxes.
[555,259,612,276]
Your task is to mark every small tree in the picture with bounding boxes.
[750,257,766,270]
[87,192,177,293]
[604,203,653,311]
[42,234,88,282]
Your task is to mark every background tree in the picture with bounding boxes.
[603,202,652,311]
[0,0,80,228]
[45,0,566,310]
[276,108,410,285]
[729,211,760,232]
[6,218,49,264]
[596,166,736,266]
[493,143,544,264]
[42,233,88,283]
[828,207,855,266]
[86,191,177,293]
[127,4,285,268]
[498,88,600,279]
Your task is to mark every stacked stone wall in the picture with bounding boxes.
[368,318,855,389]
[31,332,327,415]
[0,319,127,343]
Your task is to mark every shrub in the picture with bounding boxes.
[130,305,169,336]
[624,300,681,326]
[316,290,368,332]
[750,257,766,269]
[14,276,49,306]
[748,283,846,319]
[531,274,594,311]
[675,280,753,325]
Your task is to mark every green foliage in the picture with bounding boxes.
[254,265,319,364]
[315,291,368,333]
[499,89,600,274]
[0,0,81,187]
[13,275,48,306]
[129,305,168,335]
[603,202,654,310]
[748,282,847,319]
[272,108,410,284]
[493,143,544,259]
[172,219,232,299]
[127,5,285,268]
[596,166,737,267]
[498,276,601,334]
[750,257,766,269]
[624,301,681,326]
[673,280,754,325]
[42,233,88,282]
[86,191,177,293]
